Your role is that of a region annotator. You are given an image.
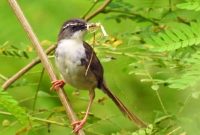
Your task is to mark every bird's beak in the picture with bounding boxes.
[86,23,108,36]
[86,23,98,30]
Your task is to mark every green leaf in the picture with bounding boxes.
[0,88,29,125]
[145,22,200,52]
[177,2,200,11]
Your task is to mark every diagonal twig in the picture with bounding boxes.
[84,0,112,21]
[85,33,95,76]
[82,0,99,19]
[7,0,85,134]
[2,44,56,90]
[32,68,45,111]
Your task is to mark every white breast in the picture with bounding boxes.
[55,39,86,76]
[56,39,86,64]
[55,39,97,90]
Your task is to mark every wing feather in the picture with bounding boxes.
[83,42,104,88]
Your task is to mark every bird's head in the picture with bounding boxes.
[58,19,89,40]
[58,18,107,41]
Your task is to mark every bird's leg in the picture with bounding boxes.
[72,89,95,133]
[51,80,65,91]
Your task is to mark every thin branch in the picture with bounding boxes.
[2,45,56,90]
[0,74,8,81]
[166,126,181,135]
[177,94,191,114]
[31,116,68,127]
[155,90,168,115]
[0,111,67,127]
[85,33,95,76]
[84,0,112,21]
[102,9,159,25]
[7,0,85,134]
[82,0,99,19]
[32,68,45,111]
[144,67,168,115]
[169,0,172,12]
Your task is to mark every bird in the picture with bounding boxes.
[52,18,147,133]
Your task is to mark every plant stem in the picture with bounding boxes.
[144,68,168,115]
[82,0,99,19]
[84,0,112,21]
[31,117,68,127]
[169,0,172,12]
[155,90,168,115]
[32,68,44,111]
[177,94,191,114]
[0,74,8,81]
[7,0,85,134]
[0,110,67,127]
[102,9,159,25]
[166,126,181,135]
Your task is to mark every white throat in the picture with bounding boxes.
[57,38,85,61]
[70,30,85,40]
[57,39,84,53]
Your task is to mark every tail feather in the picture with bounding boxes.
[101,83,147,128]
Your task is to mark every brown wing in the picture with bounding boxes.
[82,42,104,88]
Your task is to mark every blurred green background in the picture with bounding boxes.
[0,0,200,135]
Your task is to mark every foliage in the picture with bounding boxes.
[145,22,200,52]
[0,88,29,125]
[1,0,200,135]
[143,21,200,90]
[177,1,200,11]
[111,125,154,135]
[0,41,30,59]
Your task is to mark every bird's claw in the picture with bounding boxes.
[71,119,86,133]
[51,80,65,91]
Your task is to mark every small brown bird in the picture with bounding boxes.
[52,19,146,133]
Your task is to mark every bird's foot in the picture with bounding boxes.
[51,80,65,91]
[71,119,86,133]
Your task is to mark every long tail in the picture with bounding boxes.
[101,83,147,128]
